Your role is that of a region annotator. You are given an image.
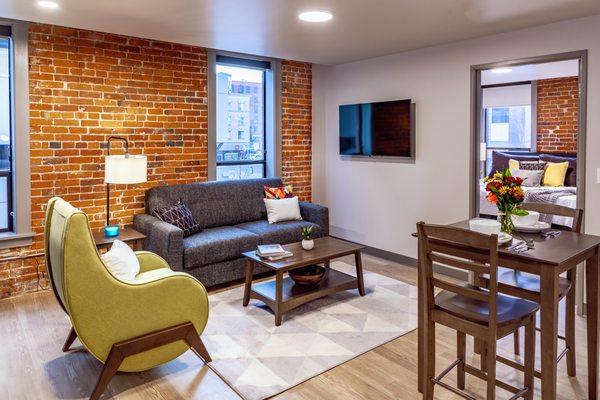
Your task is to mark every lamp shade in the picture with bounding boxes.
[104,155,147,184]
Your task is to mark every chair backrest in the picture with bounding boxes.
[45,197,78,314]
[44,197,109,316]
[417,222,499,328]
[521,202,583,233]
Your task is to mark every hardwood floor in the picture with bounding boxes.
[0,253,591,399]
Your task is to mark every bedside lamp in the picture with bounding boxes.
[104,136,147,237]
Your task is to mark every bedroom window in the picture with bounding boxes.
[485,106,531,149]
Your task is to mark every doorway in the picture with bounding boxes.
[470,50,588,313]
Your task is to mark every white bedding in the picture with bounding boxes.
[479,180,577,227]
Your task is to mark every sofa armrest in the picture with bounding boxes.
[299,201,329,236]
[133,213,184,271]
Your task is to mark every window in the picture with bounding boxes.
[0,35,12,232]
[485,106,531,149]
[482,84,534,174]
[215,57,269,181]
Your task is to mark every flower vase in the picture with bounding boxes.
[497,212,515,234]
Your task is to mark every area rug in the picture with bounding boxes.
[202,261,418,400]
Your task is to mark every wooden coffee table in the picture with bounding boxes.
[242,236,365,326]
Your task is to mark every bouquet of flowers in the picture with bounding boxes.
[484,168,528,233]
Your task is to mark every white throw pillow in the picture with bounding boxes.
[264,196,302,224]
[101,239,140,281]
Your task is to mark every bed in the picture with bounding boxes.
[479,179,577,227]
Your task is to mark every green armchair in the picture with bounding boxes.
[44,197,211,400]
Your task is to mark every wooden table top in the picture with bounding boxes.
[413,220,600,266]
[242,236,364,272]
[92,227,146,247]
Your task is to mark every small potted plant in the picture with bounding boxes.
[301,226,316,250]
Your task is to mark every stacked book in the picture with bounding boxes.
[256,244,293,261]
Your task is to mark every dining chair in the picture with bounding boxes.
[480,203,583,379]
[417,222,538,400]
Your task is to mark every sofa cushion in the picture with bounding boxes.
[183,226,260,269]
[146,178,283,229]
[236,220,321,245]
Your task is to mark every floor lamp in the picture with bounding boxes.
[104,136,147,237]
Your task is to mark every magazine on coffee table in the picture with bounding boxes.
[256,250,294,261]
[257,244,285,256]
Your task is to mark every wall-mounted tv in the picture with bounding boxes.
[339,99,414,159]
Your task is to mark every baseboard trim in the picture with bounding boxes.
[331,236,469,281]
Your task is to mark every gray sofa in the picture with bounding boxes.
[133,178,329,287]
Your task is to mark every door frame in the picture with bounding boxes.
[469,50,588,314]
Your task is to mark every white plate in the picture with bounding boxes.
[514,221,551,233]
[498,232,512,245]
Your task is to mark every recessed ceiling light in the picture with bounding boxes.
[490,67,513,74]
[37,1,59,9]
[298,11,333,23]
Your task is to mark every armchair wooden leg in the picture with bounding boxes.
[90,346,124,400]
[87,322,210,400]
[62,327,78,352]
[185,327,212,363]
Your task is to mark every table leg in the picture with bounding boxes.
[275,271,283,326]
[417,239,424,394]
[355,251,365,296]
[134,239,142,251]
[587,246,599,400]
[243,259,254,307]
[540,266,559,400]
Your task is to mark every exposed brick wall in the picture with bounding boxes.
[536,77,578,153]
[281,61,312,201]
[0,24,313,299]
[2,23,209,298]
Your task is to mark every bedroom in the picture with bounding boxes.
[474,56,583,229]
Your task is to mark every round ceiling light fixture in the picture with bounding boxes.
[490,67,513,74]
[298,11,333,23]
[37,1,59,9]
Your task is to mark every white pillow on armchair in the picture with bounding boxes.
[264,197,302,224]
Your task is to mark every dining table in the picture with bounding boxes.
[414,220,600,400]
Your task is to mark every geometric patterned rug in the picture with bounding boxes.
[202,261,418,400]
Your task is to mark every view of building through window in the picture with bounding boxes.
[216,63,266,181]
[0,37,11,231]
[484,105,531,174]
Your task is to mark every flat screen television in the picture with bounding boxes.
[339,99,414,159]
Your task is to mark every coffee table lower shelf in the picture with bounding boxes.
[248,268,359,325]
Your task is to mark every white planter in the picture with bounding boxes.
[302,239,314,250]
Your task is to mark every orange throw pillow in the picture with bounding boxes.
[264,185,294,199]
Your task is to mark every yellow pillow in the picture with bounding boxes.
[508,159,520,170]
[543,161,569,187]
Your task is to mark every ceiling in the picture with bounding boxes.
[481,59,580,85]
[1,0,600,65]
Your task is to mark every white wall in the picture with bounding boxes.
[313,14,600,259]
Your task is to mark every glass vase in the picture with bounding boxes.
[497,211,515,234]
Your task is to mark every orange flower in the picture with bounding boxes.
[487,193,498,204]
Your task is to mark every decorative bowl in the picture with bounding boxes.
[512,211,540,226]
[468,218,501,235]
[289,265,326,285]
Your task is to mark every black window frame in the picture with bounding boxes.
[215,55,270,180]
[0,28,13,233]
